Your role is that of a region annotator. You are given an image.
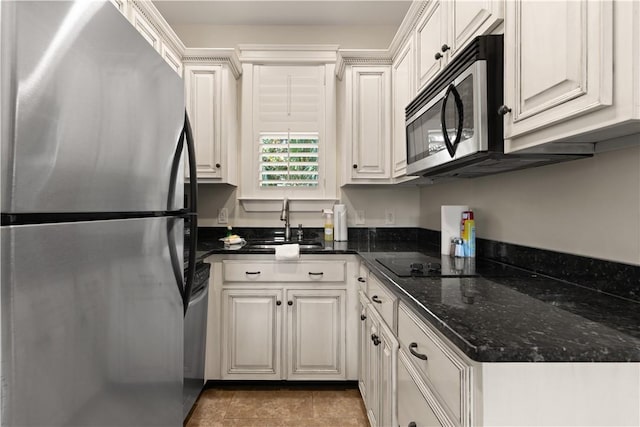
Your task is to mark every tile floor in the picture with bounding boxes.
[185,384,370,427]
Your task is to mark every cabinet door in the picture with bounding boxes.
[131,9,161,52]
[221,289,282,379]
[504,0,613,145]
[351,67,392,180]
[358,294,369,400]
[184,65,223,179]
[392,38,414,178]
[365,312,380,427]
[378,319,398,427]
[448,0,504,59]
[286,289,346,380]
[416,0,446,91]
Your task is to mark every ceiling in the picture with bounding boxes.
[152,1,412,27]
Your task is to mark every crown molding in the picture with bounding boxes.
[237,44,341,64]
[129,0,185,56]
[335,49,393,80]
[388,1,429,59]
[182,48,242,79]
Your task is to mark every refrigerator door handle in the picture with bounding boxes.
[182,111,198,316]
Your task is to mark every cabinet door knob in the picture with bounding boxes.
[360,314,367,321]
[215,163,221,168]
[357,277,366,283]
[409,342,428,361]
[276,300,282,306]
[371,334,381,346]
[371,295,382,304]
[353,164,358,169]
[441,44,450,52]
[408,423,417,427]
[287,300,293,306]
[434,52,443,60]
[498,105,512,115]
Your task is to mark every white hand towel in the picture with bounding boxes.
[275,244,300,261]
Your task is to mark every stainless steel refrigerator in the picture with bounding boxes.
[0,1,198,426]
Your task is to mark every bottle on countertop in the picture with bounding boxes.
[322,209,334,242]
[226,225,233,237]
[461,211,476,257]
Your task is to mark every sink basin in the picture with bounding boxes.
[246,240,323,250]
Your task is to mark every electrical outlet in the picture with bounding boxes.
[385,209,395,225]
[355,210,365,225]
[217,208,228,224]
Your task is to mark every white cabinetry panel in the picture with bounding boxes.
[504,0,613,141]
[221,289,282,379]
[184,65,222,179]
[287,289,346,379]
[351,67,392,180]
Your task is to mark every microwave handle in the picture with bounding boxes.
[441,83,464,158]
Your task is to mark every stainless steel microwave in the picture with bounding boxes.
[405,35,591,179]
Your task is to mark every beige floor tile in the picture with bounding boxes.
[224,390,314,419]
[281,417,369,426]
[188,390,235,422]
[312,392,368,420]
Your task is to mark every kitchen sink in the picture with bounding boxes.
[245,240,324,250]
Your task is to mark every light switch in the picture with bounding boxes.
[218,208,228,224]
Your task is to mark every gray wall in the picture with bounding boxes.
[419,145,640,265]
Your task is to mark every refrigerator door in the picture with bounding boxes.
[0,1,184,214]
[1,217,184,426]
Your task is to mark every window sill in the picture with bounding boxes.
[238,197,339,212]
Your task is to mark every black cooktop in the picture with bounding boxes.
[376,253,478,278]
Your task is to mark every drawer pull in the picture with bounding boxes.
[308,272,324,276]
[371,295,382,304]
[360,314,367,321]
[245,271,261,275]
[357,277,366,283]
[409,342,428,361]
[371,334,381,346]
[408,423,417,427]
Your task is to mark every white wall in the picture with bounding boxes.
[172,24,397,49]
[196,185,421,228]
[419,145,640,265]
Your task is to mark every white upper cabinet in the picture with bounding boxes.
[161,43,183,77]
[184,62,238,184]
[504,0,613,143]
[343,66,392,182]
[416,0,447,91]
[416,0,503,92]
[502,0,640,152]
[392,37,415,178]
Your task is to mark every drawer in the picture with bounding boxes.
[398,303,470,425]
[397,351,444,427]
[366,273,397,330]
[223,260,346,283]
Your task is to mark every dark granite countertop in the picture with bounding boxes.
[193,228,640,363]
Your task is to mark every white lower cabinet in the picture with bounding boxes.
[222,287,346,380]
[208,255,359,382]
[359,289,398,427]
[221,289,282,379]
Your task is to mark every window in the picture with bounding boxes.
[259,132,319,187]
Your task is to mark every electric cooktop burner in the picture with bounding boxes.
[376,253,478,278]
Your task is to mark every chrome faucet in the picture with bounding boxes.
[280,197,291,240]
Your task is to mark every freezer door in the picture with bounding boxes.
[1,217,184,427]
[0,1,184,214]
